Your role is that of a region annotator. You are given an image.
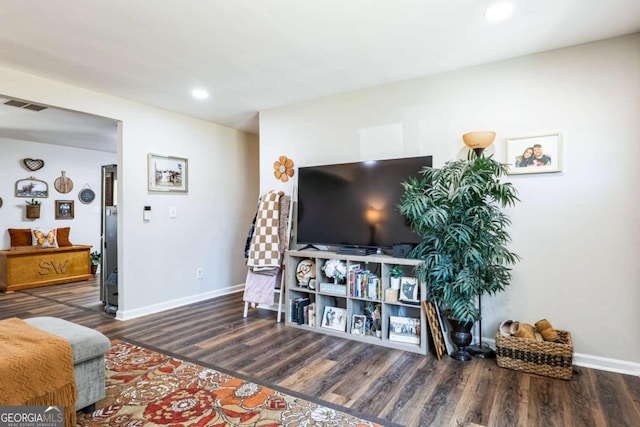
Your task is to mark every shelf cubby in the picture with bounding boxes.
[285,249,427,354]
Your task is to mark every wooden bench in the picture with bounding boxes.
[0,245,94,292]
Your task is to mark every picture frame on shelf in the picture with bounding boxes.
[15,177,48,198]
[321,306,346,331]
[389,316,420,344]
[351,314,366,335]
[148,153,188,192]
[506,132,563,175]
[55,200,74,219]
[399,276,419,303]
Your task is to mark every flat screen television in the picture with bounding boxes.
[296,155,432,251]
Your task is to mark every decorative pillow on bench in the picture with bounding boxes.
[8,227,73,249]
[32,228,58,248]
[8,228,31,247]
[56,227,73,247]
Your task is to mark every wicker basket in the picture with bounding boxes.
[495,330,573,380]
[26,204,41,219]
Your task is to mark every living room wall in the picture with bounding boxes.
[0,65,259,320]
[259,33,640,372]
[0,138,116,250]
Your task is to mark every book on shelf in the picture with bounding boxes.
[350,269,380,300]
[290,297,310,324]
[297,298,311,325]
[307,303,316,326]
[389,316,420,344]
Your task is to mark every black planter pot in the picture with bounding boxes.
[448,318,474,361]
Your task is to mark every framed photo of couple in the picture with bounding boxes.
[506,132,562,175]
[321,306,346,331]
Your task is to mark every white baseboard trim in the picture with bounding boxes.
[572,353,640,376]
[484,337,640,376]
[116,284,245,321]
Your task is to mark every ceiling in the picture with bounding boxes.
[0,0,638,152]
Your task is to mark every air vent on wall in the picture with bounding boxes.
[4,99,48,112]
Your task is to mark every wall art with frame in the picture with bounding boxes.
[55,200,74,219]
[351,314,366,335]
[389,316,420,344]
[399,276,419,303]
[506,132,563,175]
[321,306,346,331]
[148,153,188,192]
[15,177,48,198]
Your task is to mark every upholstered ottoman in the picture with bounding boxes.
[24,317,111,412]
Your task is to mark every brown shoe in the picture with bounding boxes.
[535,319,561,342]
[511,322,535,340]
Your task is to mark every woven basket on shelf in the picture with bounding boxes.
[495,330,573,380]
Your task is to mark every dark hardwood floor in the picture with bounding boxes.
[1,279,639,427]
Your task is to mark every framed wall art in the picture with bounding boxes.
[351,314,366,335]
[399,276,419,303]
[148,153,188,192]
[15,177,48,198]
[321,306,346,331]
[389,316,420,344]
[506,132,563,175]
[55,200,74,219]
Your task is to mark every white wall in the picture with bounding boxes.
[260,34,640,371]
[0,65,259,320]
[0,138,116,249]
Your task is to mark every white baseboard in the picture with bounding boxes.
[115,284,245,321]
[572,352,640,376]
[484,337,640,376]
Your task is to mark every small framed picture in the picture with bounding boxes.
[506,132,563,175]
[399,276,419,303]
[55,200,74,219]
[351,314,366,335]
[321,306,347,331]
[148,153,188,192]
[389,316,420,344]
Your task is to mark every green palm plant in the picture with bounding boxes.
[398,155,520,324]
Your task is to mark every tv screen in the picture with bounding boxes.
[296,155,432,250]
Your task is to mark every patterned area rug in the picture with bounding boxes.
[77,340,384,427]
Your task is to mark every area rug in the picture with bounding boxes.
[77,339,385,427]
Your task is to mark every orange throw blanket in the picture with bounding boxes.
[0,318,77,427]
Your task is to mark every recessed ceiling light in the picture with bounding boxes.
[484,2,514,22]
[192,89,209,99]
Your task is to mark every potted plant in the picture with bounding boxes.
[25,198,41,219]
[398,154,520,361]
[387,265,403,290]
[90,251,101,275]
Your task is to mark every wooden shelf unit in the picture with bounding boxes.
[285,249,428,355]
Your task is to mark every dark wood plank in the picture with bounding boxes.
[1,280,639,427]
[528,375,569,427]
[593,369,640,427]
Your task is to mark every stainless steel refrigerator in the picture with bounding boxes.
[100,164,118,314]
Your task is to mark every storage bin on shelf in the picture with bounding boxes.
[495,330,574,380]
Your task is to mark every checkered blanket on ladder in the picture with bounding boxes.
[247,190,282,269]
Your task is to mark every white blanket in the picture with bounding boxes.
[243,269,280,305]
